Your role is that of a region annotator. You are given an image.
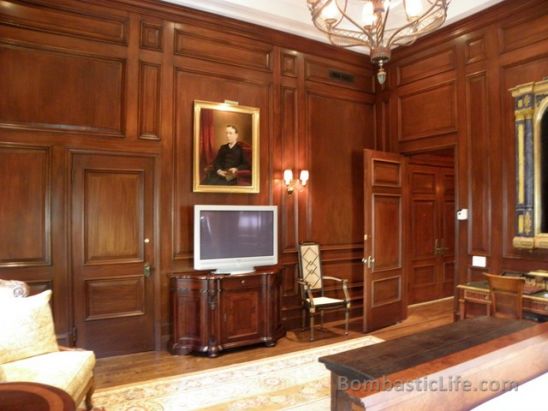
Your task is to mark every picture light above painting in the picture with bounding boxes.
[193,100,260,194]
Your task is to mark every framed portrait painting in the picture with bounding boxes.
[193,100,260,193]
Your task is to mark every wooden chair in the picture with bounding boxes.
[484,273,525,320]
[297,243,351,341]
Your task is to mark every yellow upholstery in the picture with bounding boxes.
[0,282,96,409]
[0,290,58,364]
[0,350,95,401]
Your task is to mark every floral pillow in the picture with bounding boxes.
[0,290,58,364]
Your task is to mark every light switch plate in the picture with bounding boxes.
[472,256,487,268]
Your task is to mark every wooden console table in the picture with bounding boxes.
[319,317,548,410]
[169,267,285,357]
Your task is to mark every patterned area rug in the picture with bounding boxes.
[92,335,382,410]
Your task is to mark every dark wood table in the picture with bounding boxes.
[319,317,548,410]
[0,382,75,411]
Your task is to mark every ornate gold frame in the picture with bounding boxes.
[193,100,260,193]
[510,79,548,249]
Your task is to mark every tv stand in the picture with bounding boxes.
[169,267,285,357]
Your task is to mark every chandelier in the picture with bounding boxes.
[307,0,451,84]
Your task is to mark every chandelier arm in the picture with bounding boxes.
[377,4,391,46]
[385,1,448,47]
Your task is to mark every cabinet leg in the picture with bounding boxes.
[265,341,276,347]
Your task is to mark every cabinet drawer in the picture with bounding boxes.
[222,275,262,290]
[524,298,548,315]
[463,289,490,302]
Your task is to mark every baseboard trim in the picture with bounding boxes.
[408,296,454,308]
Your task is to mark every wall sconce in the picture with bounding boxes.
[283,169,309,194]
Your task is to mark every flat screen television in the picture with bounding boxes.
[194,205,278,274]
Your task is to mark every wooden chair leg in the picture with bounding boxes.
[310,315,315,341]
[85,377,95,411]
[320,310,324,328]
[345,307,349,335]
[301,308,306,330]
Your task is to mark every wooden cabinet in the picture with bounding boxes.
[169,267,285,357]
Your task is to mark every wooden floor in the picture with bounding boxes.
[95,298,455,389]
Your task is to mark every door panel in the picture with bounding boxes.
[411,200,437,258]
[72,153,155,357]
[363,149,406,332]
[373,194,401,270]
[408,163,455,304]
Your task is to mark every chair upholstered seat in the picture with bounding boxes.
[0,350,95,401]
[307,296,345,306]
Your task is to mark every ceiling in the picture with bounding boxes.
[161,0,505,54]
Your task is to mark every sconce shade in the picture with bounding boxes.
[283,169,294,186]
[299,170,310,186]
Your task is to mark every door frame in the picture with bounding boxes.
[67,148,161,351]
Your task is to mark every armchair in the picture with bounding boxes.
[0,280,96,410]
[297,243,351,341]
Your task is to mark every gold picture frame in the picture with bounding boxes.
[193,100,260,193]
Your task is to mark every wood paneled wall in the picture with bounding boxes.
[0,0,374,346]
[381,0,548,293]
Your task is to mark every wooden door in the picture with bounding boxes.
[71,153,156,357]
[363,149,407,332]
[408,164,455,304]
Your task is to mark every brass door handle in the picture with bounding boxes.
[144,263,152,278]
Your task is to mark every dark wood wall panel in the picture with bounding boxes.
[305,58,373,92]
[0,145,50,266]
[466,73,491,255]
[498,12,548,53]
[396,47,456,86]
[138,61,161,140]
[0,0,129,44]
[307,93,372,247]
[279,86,298,253]
[0,43,125,135]
[174,25,272,72]
[398,81,457,141]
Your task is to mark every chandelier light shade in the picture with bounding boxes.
[307,0,451,84]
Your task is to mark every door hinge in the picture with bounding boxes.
[71,326,78,346]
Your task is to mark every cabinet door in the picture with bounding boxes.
[221,276,262,344]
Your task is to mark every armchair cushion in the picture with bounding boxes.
[0,350,95,401]
[0,290,58,364]
[307,296,345,306]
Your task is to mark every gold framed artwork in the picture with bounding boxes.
[193,100,260,193]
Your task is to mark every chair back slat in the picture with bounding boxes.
[298,243,323,291]
[484,273,524,320]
